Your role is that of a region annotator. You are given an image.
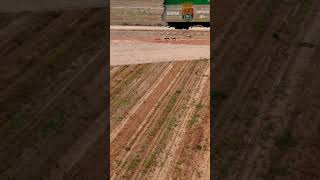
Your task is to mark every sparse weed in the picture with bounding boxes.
[188,115,199,128]
[164,90,181,112]
[166,117,177,132]
[144,153,157,170]
[196,144,203,150]
[188,102,203,128]
[272,32,280,40]
[118,97,130,107]
[255,16,267,32]
[127,156,141,171]
[196,102,204,111]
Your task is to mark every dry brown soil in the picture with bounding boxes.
[0,8,107,179]
[110,0,164,26]
[110,1,210,179]
[213,0,320,179]
[110,60,210,180]
[111,26,210,65]
[0,0,106,12]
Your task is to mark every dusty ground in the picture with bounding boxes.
[110,1,210,179]
[110,26,210,65]
[110,60,210,179]
[110,0,164,26]
[213,0,320,179]
[0,8,107,179]
[0,0,106,12]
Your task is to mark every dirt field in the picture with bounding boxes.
[0,0,106,12]
[110,60,210,179]
[110,1,210,179]
[110,0,164,25]
[213,0,320,179]
[111,26,210,65]
[0,8,107,179]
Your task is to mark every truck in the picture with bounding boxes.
[162,0,210,29]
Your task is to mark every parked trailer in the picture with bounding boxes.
[162,0,210,29]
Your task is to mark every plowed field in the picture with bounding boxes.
[111,60,210,179]
[213,0,320,179]
[110,0,210,178]
[0,8,107,179]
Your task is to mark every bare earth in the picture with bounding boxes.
[0,9,107,179]
[110,0,210,179]
[111,26,210,65]
[110,0,164,25]
[110,60,210,179]
[213,0,320,179]
[0,0,106,12]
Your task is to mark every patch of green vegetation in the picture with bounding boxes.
[196,144,203,150]
[166,117,178,132]
[188,115,199,128]
[255,16,267,32]
[113,66,147,95]
[144,153,157,170]
[124,68,143,85]
[272,32,280,40]
[148,91,181,137]
[188,102,203,128]
[274,131,297,150]
[41,112,65,137]
[196,102,204,111]
[117,97,131,107]
[301,0,313,14]
[164,90,181,113]
[127,156,141,171]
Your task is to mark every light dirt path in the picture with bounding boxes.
[111,41,209,65]
[110,25,210,31]
[111,25,210,65]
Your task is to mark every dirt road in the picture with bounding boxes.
[213,0,320,179]
[111,25,210,65]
